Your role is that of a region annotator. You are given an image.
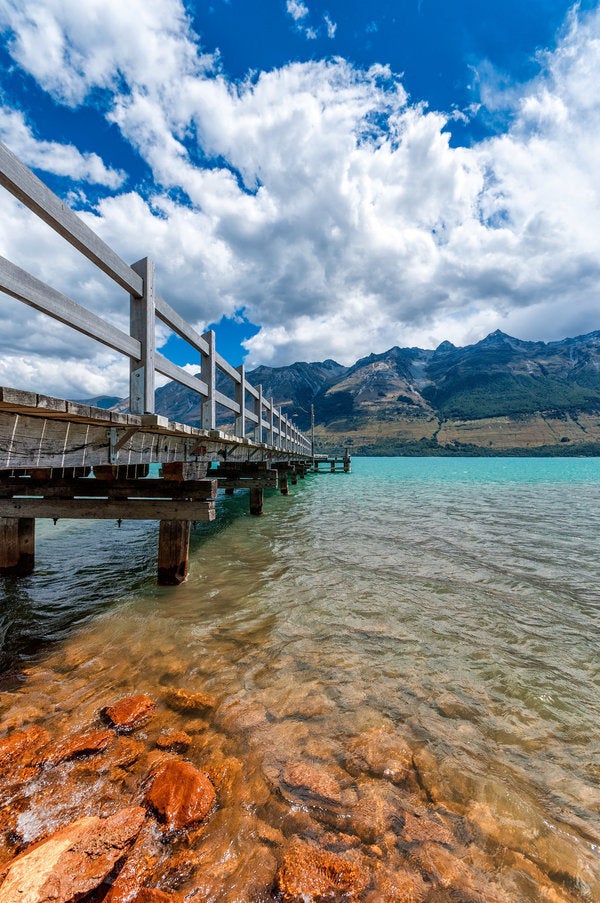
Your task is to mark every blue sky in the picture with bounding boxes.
[0,0,599,398]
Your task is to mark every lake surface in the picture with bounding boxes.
[0,457,599,901]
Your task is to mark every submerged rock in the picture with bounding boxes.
[366,864,427,903]
[155,730,191,752]
[39,729,114,766]
[280,762,344,804]
[400,808,455,848]
[345,727,414,785]
[0,805,146,903]
[162,688,216,714]
[130,892,182,903]
[103,821,161,903]
[144,760,215,833]
[215,696,269,735]
[203,755,244,806]
[348,783,405,845]
[274,838,369,902]
[108,736,145,770]
[0,726,50,768]
[102,694,156,732]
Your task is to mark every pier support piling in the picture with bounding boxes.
[0,517,35,576]
[249,487,264,516]
[279,471,289,495]
[158,519,190,586]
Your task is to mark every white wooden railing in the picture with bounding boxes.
[0,143,311,455]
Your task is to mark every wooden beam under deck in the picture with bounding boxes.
[0,477,217,499]
[0,499,216,521]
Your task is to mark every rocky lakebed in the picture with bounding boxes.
[0,662,589,903]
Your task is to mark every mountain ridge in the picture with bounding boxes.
[82,329,600,455]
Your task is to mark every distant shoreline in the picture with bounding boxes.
[322,443,600,458]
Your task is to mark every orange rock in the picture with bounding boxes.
[0,726,50,768]
[109,736,145,769]
[103,821,159,903]
[400,809,454,847]
[144,760,215,833]
[349,783,404,845]
[409,841,473,889]
[39,729,114,766]
[0,806,146,903]
[345,727,413,785]
[366,865,427,902]
[163,689,216,714]
[281,762,343,803]
[215,697,268,734]
[274,838,369,902]
[155,730,191,752]
[203,756,244,806]
[131,892,182,903]
[102,694,155,732]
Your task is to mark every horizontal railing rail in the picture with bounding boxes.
[0,142,311,455]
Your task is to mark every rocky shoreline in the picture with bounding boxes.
[0,675,587,903]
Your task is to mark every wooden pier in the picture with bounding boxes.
[312,451,351,473]
[0,143,323,584]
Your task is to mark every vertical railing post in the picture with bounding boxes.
[129,257,156,414]
[277,407,282,448]
[201,329,216,430]
[268,398,274,446]
[235,364,246,438]
[254,385,263,443]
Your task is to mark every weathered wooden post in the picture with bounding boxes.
[235,364,245,438]
[290,467,298,485]
[158,520,191,585]
[280,470,289,495]
[130,257,156,414]
[268,399,275,446]
[201,330,216,430]
[0,517,35,575]
[254,385,263,443]
[249,487,263,516]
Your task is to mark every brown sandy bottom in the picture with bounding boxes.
[1,620,598,903]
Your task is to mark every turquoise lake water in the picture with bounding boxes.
[0,457,598,900]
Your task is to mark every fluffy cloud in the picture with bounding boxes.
[0,0,599,398]
[0,107,125,186]
[324,15,337,39]
[0,0,215,106]
[286,1,309,22]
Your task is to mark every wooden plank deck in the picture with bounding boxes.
[0,386,308,471]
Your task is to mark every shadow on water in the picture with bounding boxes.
[0,487,283,677]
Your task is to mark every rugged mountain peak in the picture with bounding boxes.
[478,329,512,345]
[433,340,456,354]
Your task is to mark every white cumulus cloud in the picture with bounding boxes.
[0,0,599,397]
[286,1,309,22]
[0,107,125,187]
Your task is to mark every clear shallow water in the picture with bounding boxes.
[0,457,599,900]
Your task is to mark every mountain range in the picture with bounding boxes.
[87,330,600,455]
